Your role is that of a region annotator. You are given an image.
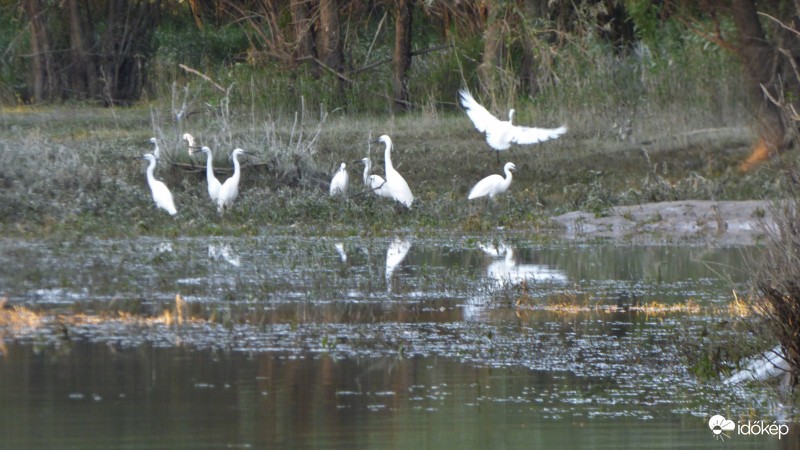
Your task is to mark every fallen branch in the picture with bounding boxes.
[178,64,227,94]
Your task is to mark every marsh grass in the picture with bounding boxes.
[0,67,780,239]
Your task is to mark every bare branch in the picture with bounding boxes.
[178,64,227,94]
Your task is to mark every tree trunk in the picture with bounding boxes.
[187,0,204,29]
[478,3,503,100]
[291,0,317,70]
[317,0,343,72]
[393,0,415,111]
[67,0,97,99]
[731,0,790,169]
[25,0,59,102]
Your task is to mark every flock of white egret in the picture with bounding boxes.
[140,90,567,216]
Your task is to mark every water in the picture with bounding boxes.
[0,235,794,448]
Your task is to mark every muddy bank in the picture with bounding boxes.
[551,200,774,244]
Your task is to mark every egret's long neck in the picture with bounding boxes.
[504,167,513,188]
[384,141,393,172]
[508,109,515,125]
[231,154,241,181]
[146,159,157,187]
[363,160,370,185]
[205,151,215,183]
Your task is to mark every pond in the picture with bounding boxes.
[0,235,794,448]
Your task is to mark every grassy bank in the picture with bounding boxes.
[0,98,785,239]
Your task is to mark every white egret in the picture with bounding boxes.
[725,344,790,385]
[191,146,221,202]
[141,153,177,216]
[357,157,390,198]
[459,89,566,162]
[468,162,516,200]
[149,137,161,160]
[217,148,246,213]
[182,133,197,155]
[329,162,349,197]
[374,135,414,208]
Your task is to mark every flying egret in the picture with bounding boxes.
[149,137,161,160]
[468,162,516,200]
[190,146,221,202]
[182,133,197,155]
[141,153,177,216]
[329,162,349,197]
[459,89,567,162]
[357,157,390,198]
[373,135,414,208]
[217,148,246,213]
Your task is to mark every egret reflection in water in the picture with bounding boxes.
[334,242,347,263]
[208,243,241,267]
[478,242,567,286]
[155,242,174,254]
[385,238,412,293]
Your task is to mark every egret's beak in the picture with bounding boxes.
[188,146,202,155]
[352,159,364,164]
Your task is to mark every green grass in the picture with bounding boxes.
[0,98,785,240]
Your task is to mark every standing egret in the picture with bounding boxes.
[182,133,197,155]
[141,153,177,216]
[357,157,390,198]
[149,137,161,160]
[217,148,246,213]
[190,146,221,202]
[329,162,349,197]
[373,135,414,208]
[468,162,516,200]
[459,89,566,162]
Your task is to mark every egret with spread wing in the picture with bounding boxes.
[459,89,566,162]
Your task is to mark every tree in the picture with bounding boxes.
[681,0,800,169]
[393,0,415,111]
[317,0,343,72]
[21,0,159,104]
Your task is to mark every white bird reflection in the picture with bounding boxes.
[334,242,347,263]
[385,237,412,293]
[478,242,567,285]
[155,242,174,254]
[208,243,241,267]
